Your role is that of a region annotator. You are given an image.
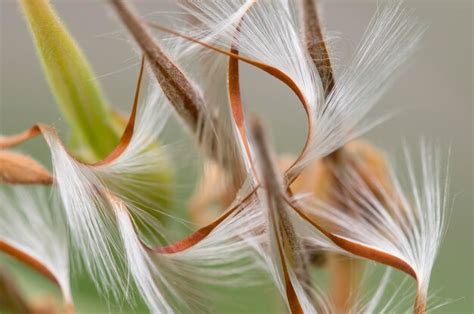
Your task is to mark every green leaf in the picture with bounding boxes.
[20,0,121,161]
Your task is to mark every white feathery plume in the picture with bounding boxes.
[112,182,266,313]
[172,1,424,179]
[41,83,171,298]
[0,185,72,304]
[43,130,126,297]
[101,87,170,175]
[302,142,449,308]
[298,2,425,173]
[180,0,323,119]
[93,87,175,243]
[113,198,176,313]
[162,190,265,287]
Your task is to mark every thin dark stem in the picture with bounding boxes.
[109,0,203,135]
[250,118,318,312]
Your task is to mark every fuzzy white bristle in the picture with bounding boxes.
[0,185,71,303]
[41,84,172,298]
[173,1,424,179]
[180,0,323,122]
[166,192,265,286]
[114,182,266,313]
[114,200,175,313]
[299,2,425,171]
[302,142,448,299]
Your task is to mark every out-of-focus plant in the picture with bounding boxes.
[0,0,451,314]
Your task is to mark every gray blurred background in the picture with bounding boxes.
[1,0,472,312]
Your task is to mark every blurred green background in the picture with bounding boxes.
[0,0,472,313]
